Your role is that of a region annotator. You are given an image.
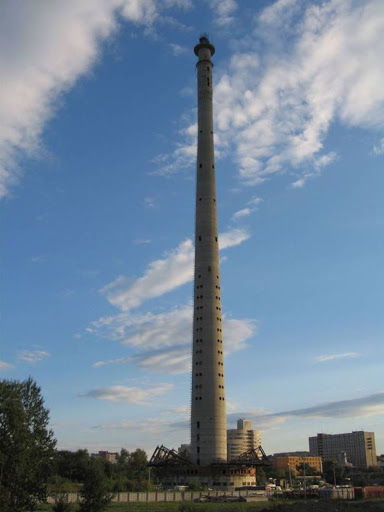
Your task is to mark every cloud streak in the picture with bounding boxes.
[100,228,250,312]
[0,360,13,371]
[228,392,384,430]
[80,383,173,404]
[315,352,361,363]
[91,306,257,374]
[17,350,50,363]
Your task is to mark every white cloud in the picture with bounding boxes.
[230,196,264,221]
[90,304,256,374]
[315,352,361,363]
[162,0,384,189]
[134,346,191,374]
[258,0,298,26]
[80,383,173,404]
[31,255,47,263]
[231,208,252,220]
[93,357,131,368]
[100,228,249,312]
[373,137,384,155]
[248,196,263,207]
[219,228,250,250]
[17,350,50,363]
[91,305,192,349]
[169,43,187,56]
[0,0,189,199]
[143,196,156,208]
[100,240,194,311]
[133,238,152,245]
[92,415,186,432]
[0,360,13,371]
[224,317,257,353]
[230,0,384,186]
[207,0,238,26]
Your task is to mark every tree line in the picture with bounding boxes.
[51,447,151,491]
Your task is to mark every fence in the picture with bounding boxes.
[47,490,268,504]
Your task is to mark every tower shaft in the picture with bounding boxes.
[191,37,227,466]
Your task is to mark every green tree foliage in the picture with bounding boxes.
[79,459,113,512]
[0,377,56,512]
[256,467,267,484]
[296,462,318,476]
[53,449,90,482]
[52,492,72,512]
[322,459,345,484]
[52,446,152,492]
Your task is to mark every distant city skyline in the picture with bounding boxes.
[1,0,384,456]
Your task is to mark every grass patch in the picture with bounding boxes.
[36,499,384,512]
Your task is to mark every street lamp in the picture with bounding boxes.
[288,462,293,489]
[303,457,306,500]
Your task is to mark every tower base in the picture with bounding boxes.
[149,445,270,491]
[161,464,256,491]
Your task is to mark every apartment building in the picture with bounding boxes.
[276,455,323,476]
[309,431,377,469]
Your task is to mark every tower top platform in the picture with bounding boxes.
[194,35,215,56]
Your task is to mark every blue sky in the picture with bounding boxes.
[1,0,383,457]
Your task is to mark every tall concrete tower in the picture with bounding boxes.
[190,36,227,466]
[149,38,270,489]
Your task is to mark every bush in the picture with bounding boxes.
[78,460,113,512]
[52,493,72,512]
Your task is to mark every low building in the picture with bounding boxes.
[276,455,322,476]
[309,431,377,469]
[227,419,261,461]
[91,450,118,464]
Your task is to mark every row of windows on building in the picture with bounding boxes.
[194,372,224,377]
[197,236,218,242]
[196,274,220,281]
[194,384,225,389]
[195,361,223,366]
[198,197,216,203]
[195,339,223,343]
[194,396,225,401]
[195,313,222,318]
[195,350,223,355]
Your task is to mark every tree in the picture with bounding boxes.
[79,459,113,512]
[322,459,345,485]
[0,377,56,512]
[256,467,267,484]
[296,463,318,476]
[54,449,90,482]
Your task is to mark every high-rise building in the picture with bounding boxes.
[227,419,261,461]
[190,35,227,467]
[309,431,377,469]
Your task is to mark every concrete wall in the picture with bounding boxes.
[47,489,268,504]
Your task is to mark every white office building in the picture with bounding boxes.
[227,419,261,461]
